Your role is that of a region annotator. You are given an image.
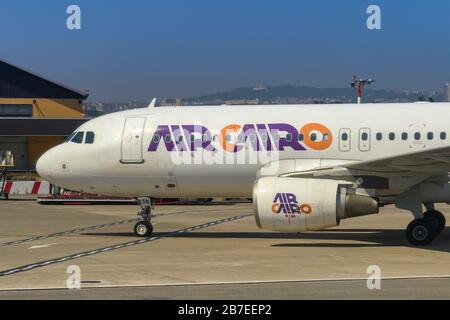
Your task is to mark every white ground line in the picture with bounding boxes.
[2,275,450,292]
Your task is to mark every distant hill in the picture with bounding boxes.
[183,85,443,104]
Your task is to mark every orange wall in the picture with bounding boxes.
[28,136,65,170]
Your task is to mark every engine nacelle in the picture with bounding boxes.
[253,177,379,232]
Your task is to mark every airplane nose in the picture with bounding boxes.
[36,151,54,182]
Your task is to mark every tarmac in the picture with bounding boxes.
[1,198,450,299]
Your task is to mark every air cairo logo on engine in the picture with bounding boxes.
[272,193,312,223]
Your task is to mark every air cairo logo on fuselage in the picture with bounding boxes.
[148,123,332,152]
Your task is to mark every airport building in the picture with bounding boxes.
[0,60,89,174]
[444,83,450,102]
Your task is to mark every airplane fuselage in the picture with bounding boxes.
[37,102,450,198]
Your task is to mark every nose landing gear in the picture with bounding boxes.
[134,220,153,237]
[134,197,154,237]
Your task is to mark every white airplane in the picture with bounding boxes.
[36,102,450,245]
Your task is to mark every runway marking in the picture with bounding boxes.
[0,218,140,248]
[0,206,244,249]
[28,243,57,250]
[0,214,251,278]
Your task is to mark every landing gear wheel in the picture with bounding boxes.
[134,197,154,237]
[134,221,153,237]
[406,217,439,246]
[424,210,446,234]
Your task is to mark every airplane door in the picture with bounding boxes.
[121,117,146,163]
[339,128,351,152]
[359,128,371,152]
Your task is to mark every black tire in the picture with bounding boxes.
[424,210,446,234]
[406,217,439,246]
[134,221,153,237]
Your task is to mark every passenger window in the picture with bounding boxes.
[361,132,368,141]
[298,133,304,141]
[286,133,292,142]
[85,131,95,144]
[323,133,329,141]
[165,134,172,143]
[71,131,84,144]
[389,133,395,141]
[152,134,161,143]
[441,132,447,140]
[401,132,408,141]
[310,133,317,141]
[427,132,433,140]
[341,133,348,141]
[260,133,267,142]
[376,133,382,141]
[414,132,421,140]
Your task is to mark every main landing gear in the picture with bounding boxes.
[134,197,154,237]
[406,208,446,246]
[396,191,446,246]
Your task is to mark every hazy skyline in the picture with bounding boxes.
[1,0,450,101]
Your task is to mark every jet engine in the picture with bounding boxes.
[253,177,379,232]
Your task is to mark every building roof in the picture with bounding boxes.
[0,60,89,100]
[0,118,90,136]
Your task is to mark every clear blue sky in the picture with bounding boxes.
[1,0,449,101]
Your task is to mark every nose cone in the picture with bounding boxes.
[36,150,54,183]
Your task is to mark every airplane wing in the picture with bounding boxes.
[281,145,450,180]
[344,145,450,174]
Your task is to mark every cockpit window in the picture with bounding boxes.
[85,131,95,144]
[65,132,76,142]
[71,131,84,144]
